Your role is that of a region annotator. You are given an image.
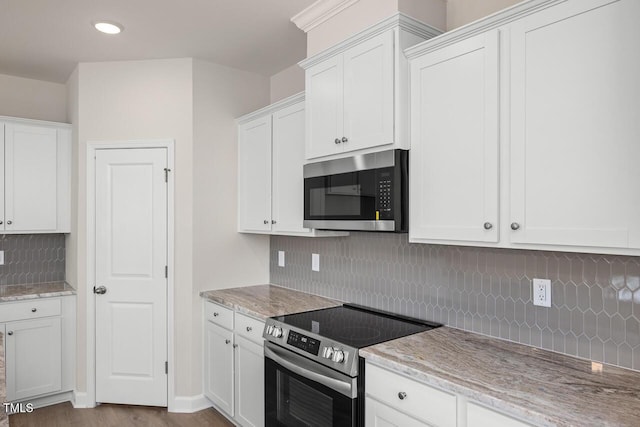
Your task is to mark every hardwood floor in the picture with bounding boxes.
[9,402,235,427]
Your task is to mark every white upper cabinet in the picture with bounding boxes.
[407,0,640,256]
[0,118,71,233]
[301,14,442,160]
[237,93,348,237]
[508,0,640,250]
[410,31,500,244]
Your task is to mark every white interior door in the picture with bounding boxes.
[95,147,168,406]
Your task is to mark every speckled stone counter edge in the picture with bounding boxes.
[0,281,75,302]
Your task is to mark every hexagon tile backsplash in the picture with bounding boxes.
[271,232,640,371]
[0,234,65,286]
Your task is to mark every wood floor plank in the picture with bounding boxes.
[9,402,235,427]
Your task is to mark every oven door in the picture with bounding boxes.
[264,341,357,427]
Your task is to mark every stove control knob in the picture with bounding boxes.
[322,347,334,359]
[271,326,284,338]
[331,349,345,363]
[265,325,274,336]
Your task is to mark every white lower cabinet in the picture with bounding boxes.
[203,301,265,427]
[0,295,75,403]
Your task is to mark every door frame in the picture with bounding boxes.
[86,139,175,409]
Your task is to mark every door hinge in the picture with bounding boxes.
[165,266,168,278]
[165,361,168,374]
[164,168,171,182]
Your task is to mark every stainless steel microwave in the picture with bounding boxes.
[303,149,408,232]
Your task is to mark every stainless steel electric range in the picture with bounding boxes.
[263,303,442,427]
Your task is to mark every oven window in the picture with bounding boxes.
[278,373,333,426]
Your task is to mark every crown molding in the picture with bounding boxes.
[299,13,442,70]
[236,92,305,124]
[291,0,360,33]
[0,115,72,128]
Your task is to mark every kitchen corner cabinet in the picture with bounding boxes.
[300,14,442,160]
[203,301,264,427]
[1,296,76,403]
[237,93,347,237]
[0,117,71,233]
[407,0,640,256]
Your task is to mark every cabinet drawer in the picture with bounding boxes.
[366,363,457,427]
[234,312,265,344]
[0,298,61,322]
[204,301,233,329]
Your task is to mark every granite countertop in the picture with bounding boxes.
[0,332,7,427]
[0,281,76,302]
[360,326,640,427]
[200,284,340,320]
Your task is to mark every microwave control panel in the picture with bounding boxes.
[377,171,393,219]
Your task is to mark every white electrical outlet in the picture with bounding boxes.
[278,251,285,267]
[0,250,4,265]
[312,253,320,272]
[533,278,551,307]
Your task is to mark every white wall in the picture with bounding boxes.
[446,0,524,30]
[191,59,270,393]
[0,73,67,122]
[270,64,305,103]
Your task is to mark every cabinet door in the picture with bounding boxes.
[509,0,640,249]
[234,335,264,427]
[343,30,394,153]
[365,398,429,427]
[0,124,4,229]
[204,321,234,416]
[409,31,499,244]
[238,116,272,232]
[272,101,310,235]
[5,317,62,401]
[305,55,344,159]
[4,123,58,232]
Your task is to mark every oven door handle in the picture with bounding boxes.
[264,341,357,398]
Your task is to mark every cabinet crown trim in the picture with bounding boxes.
[405,0,574,58]
[291,0,361,33]
[0,115,72,128]
[236,92,304,125]
[299,12,442,69]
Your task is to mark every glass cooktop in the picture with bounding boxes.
[272,304,441,349]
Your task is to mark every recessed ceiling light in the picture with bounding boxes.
[93,21,124,35]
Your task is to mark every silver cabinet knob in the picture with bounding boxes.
[483,222,493,230]
[271,220,276,224]
[263,220,269,224]
[233,344,238,348]
[341,137,348,143]
[246,326,252,332]
[511,222,521,231]
[31,308,37,313]
[225,339,231,344]
[0,220,3,224]
[334,138,341,144]
[213,312,219,317]
[7,331,13,336]
[398,392,407,400]
[6,220,12,225]
[93,286,107,295]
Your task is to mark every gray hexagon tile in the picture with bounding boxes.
[0,234,65,286]
[271,232,640,371]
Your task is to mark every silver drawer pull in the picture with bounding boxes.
[246,326,252,332]
[398,392,407,400]
[7,331,13,336]
[511,222,520,231]
[483,222,493,230]
[225,339,231,344]
[32,308,37,313]
[233,344,238,348]
[213,312,219,317]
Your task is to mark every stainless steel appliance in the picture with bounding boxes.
[303,149,408,232]
[263,304,441,426]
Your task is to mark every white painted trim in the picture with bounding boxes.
[0,115,72,128]
[9,391,74,412]
[236,92,304,125]
[299,13,442,69]
[291,0,360,33]
[170,395,212,414]
[86,139,176,410]
[72,391,88,408]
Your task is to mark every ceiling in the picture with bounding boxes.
[0,0,315,83]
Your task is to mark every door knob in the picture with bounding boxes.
[93,286,107,295]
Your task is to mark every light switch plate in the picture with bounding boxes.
[533,278,551,307]
[312,253,320,272]
[0,250,4,265]
[278,251,285,267]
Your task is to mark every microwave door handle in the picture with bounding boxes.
[264,342,356,398]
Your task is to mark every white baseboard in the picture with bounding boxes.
[169,394,211,413]
[71,391,89,408]
[6,391,74,413]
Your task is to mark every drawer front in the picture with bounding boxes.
[0,298,62,322]
[234,312,265,344]
[366,363,457,427]
[204,301,233,329]
[467,402,533,427]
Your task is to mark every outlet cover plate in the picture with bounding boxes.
[312,253,320,272]
[533,278,551,307]
[278,251,285,267]
[0,250,4,265]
